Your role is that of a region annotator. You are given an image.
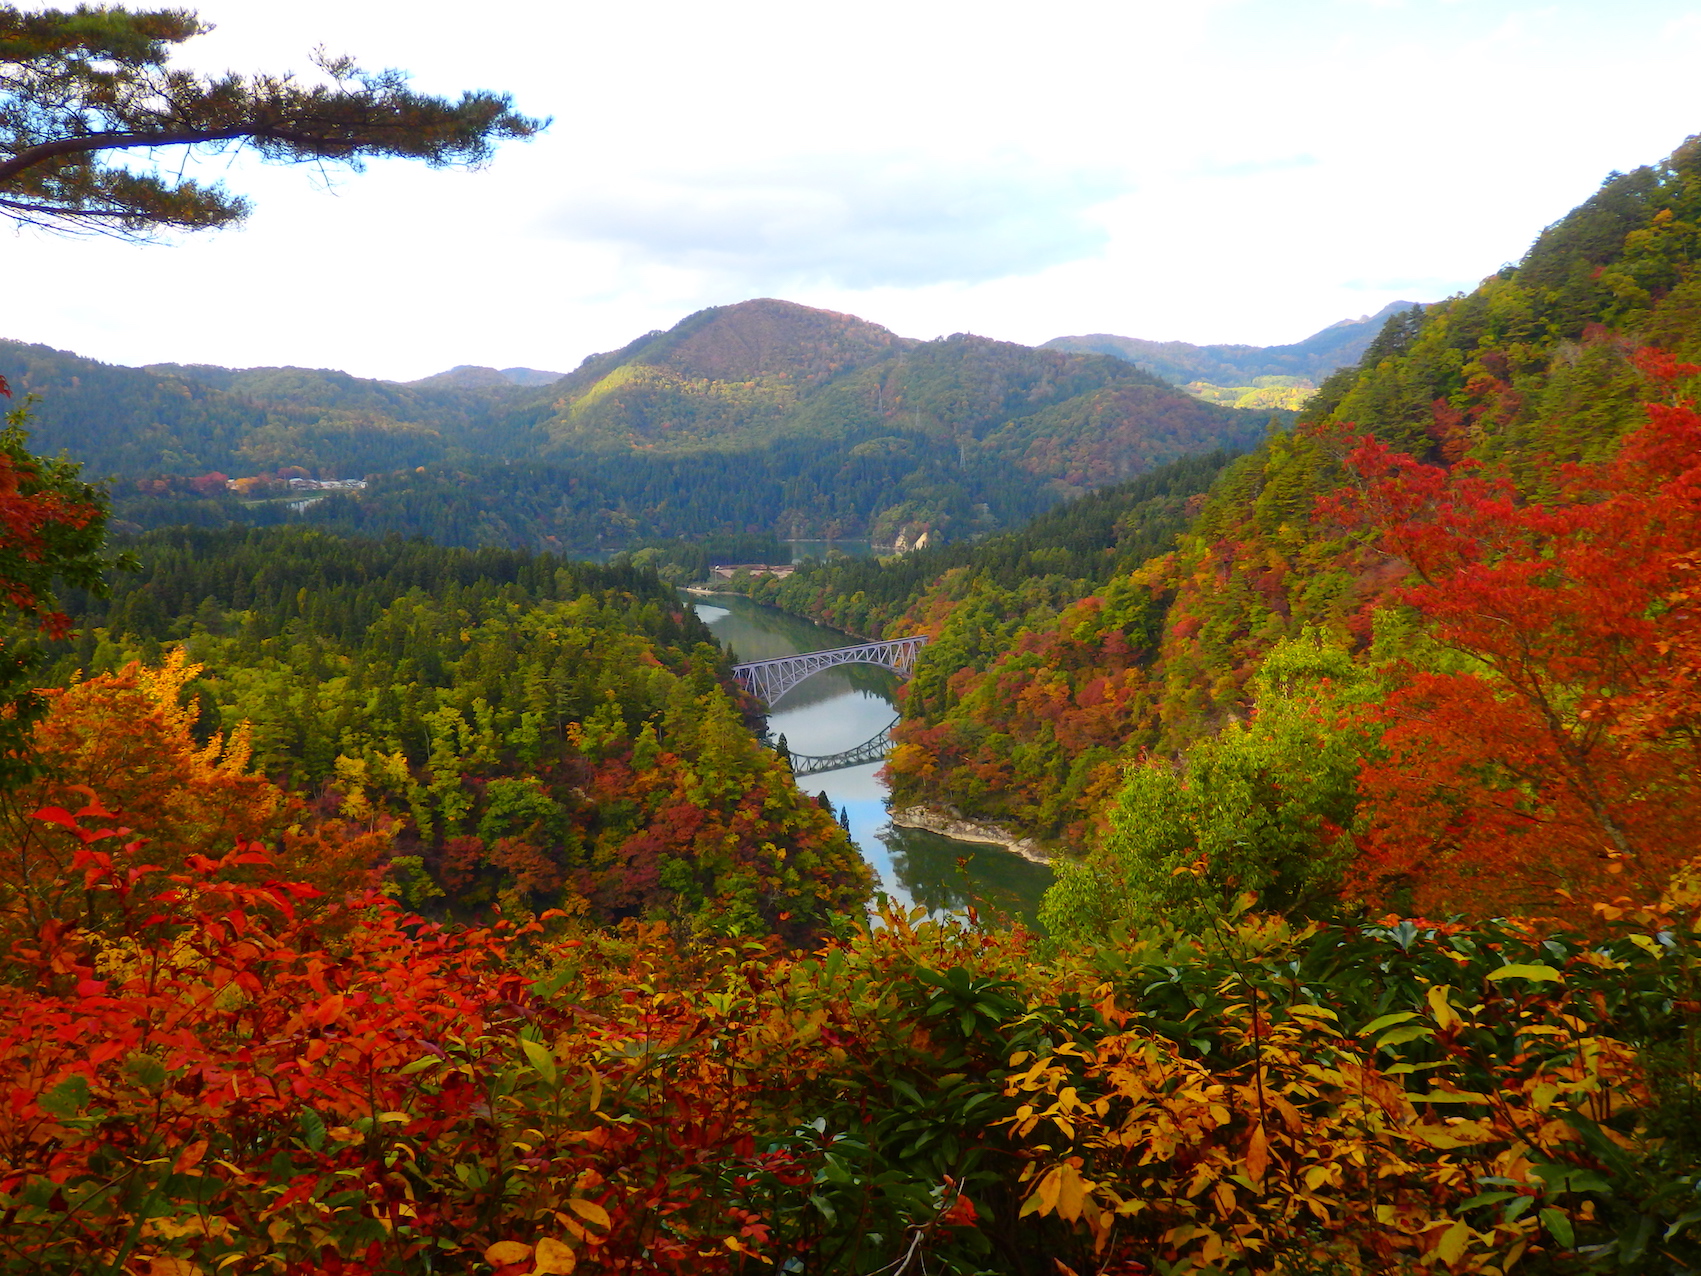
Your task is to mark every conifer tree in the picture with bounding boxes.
[0,4,544,234]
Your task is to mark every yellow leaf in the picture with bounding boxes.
[1023,1165,1063,1218]
[1244,1123,1269,1185]
[144,1261,206,1276]
[1426,984,1462,1031]
[483,1241,533,1266]
[1055,1162,1091,1223]
[567,1198,611,1230]
[1434,1219,1472,1267]
[143,1215,231,1240]
[533,1238,576,1274]
[1487,963,1563,982]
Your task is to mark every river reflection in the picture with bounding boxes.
[691,594,1053,925]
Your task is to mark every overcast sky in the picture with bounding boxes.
[7,0,1701,380]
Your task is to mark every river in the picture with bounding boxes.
[689,593,1054,925]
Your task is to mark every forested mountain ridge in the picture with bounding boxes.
[0,337,534,477]
[1044,298,1420,386]
[4,298,1276,546]
[527,298,1268,486]
[406,365,564,388]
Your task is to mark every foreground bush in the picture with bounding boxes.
[3,803,1699,1273]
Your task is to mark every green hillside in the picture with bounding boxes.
[3,299,1275,547]
[0,338,530,477]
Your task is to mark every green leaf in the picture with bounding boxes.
[125,1053,168,1090]
[299,1107,326,1152]
[1540,1207,1575,1249]
[1376,1024,1435,1049]
[1488,963,1563,983]
[1459,1190,1520,1210]
[890,1078,925,1108]
[398,1055,443,1075]
[1358,1011,1420,1036]
[519,1037,557,1085]
[39,1073,90,1117]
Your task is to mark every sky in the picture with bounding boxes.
[6,0,1701,381]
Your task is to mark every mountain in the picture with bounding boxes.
[525,298,1271,488]
[1,299,1278,547]
[1042,300,1421,387]
[0,340,540,479]
[406,365,564,388]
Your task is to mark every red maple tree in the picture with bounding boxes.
[1335,353,1701,918]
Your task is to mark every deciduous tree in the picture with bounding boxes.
[0,385,111,782]
[1338,357,1701,918]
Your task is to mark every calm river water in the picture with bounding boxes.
[689,593,1053,925]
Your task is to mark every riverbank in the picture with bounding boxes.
[887,806,1052,865]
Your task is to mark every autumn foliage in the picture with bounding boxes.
[4,802,1700,1273]
[1337,368,1701,918]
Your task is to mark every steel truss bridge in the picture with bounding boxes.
[732,635,928,707]
[788,715,901,777]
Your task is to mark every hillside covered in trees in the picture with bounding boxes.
[3,300,1277,549]
[26,528,868,942]
[736,137,1701,896]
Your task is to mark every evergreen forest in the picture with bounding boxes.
[4,114,1701,1276]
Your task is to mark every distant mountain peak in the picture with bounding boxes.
[406,365,563,389]
[1042,300,1423,387]
[619,297,909,384]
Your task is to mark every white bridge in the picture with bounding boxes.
[733,635,928,706]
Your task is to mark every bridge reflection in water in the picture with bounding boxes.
[788,715,901,776]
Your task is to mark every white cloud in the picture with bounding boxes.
[542,153,1125,289]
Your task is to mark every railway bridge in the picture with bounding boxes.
[731,635,928,707]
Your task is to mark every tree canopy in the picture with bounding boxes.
[0,382,113,784]
[0,4,545,234]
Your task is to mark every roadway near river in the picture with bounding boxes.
[689,593,1053,926]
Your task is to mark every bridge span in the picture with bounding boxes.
[733,635,928,706]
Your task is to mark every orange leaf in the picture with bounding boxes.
[567,1198,611,1230]
[1244,1122,1269,1186]
[533,1238,577,1273]
[174,1138,208,1173]
[314,993,345,1027]
[483,1241,532,1266]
